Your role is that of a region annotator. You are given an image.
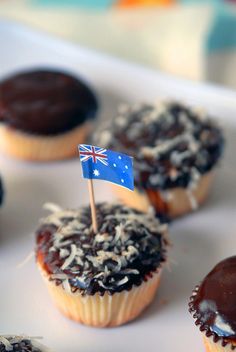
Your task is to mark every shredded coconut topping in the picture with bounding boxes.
[0,335,51,352]
[93,101,224,206]
[36,202,168,296]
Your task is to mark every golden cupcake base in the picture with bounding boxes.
[0,122,91,162]
[112,172,214,218]
[38,261,162,328]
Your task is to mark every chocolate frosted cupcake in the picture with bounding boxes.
[189,256,236,351]
[0,69,98,161]
[94,101,224,218]
[36,202,168,327]
[0,335,52,351]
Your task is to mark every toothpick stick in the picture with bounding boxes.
[88,179,98,233]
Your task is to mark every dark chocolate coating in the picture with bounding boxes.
[189,256,236,349]
[94,102,224,191]
[0,69,98,135]
[36,203,167,296]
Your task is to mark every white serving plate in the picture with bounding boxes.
[0,19,236,352]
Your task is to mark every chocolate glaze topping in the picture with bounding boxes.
[0,69,98,135]
[189,256,236,349]
[94,101,224,192]
[36,202,167,296]
[0,336,49,352]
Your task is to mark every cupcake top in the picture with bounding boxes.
[94,101,224,191]
[0,336,51,352]
[36,202,167,296]
[189,256,236,349]
[0,69,98,135]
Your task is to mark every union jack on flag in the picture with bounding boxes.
[79,145,108,166]
[78,144,134,191]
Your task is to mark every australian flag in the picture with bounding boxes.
[79,144,134,191]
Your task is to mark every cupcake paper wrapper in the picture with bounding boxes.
[38,262,162,328]
[112,172,213,218]
[203,335,236,352]
[0,122,91,162]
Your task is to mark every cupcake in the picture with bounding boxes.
[94,101,224,219]
[0,69,98,161]
[36,202,168,327]
[0,335,52,351]
[189,256,236,351]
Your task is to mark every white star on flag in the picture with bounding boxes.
[93,169,100,177]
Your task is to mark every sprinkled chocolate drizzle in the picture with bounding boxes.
[0,336,48,352]
[0,69,98,135]
[36,203,167,296]
[94,101,224,192]
[189,256,236,350]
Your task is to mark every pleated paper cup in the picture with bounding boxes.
[203,335,236,352]
[38,260,162,328]
[112,172,214,218]
[0,122,91,162]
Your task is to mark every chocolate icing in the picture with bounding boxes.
[0,69,98,135]
[0,336,47,352]
[36,202,167,296]
[94,102,224,192]
[189,256,236,349]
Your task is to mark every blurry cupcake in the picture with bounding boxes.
[0,335,52,351]
[189,256,236,352]
[36,202,168,327]
[94,101,224,218]
[0,69,98,161]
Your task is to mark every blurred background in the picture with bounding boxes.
[1,0,236,88]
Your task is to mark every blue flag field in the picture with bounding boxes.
[79,144,134,191]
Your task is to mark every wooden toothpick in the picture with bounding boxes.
[88,179,98,233]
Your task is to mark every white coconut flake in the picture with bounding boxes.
[160,190,173,202]
[123,245,139,260]
[16,251,34,269]
[114,223,125,242]
[186,189,198,210]
[50,273,68,280]
[49,247,56,252]
[61,244,77,270]
[75,256,83,266]
[59,248,70,259]
[0,336,13,351]
[116,276,129,286]
[94,272,104,279]
[43,202,62,213]
[121,269,139,275]
[54,239,73,249]
[62,279,71,293]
